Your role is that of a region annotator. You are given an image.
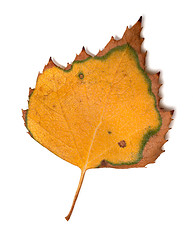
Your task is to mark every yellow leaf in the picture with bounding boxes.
[22,17,173,220]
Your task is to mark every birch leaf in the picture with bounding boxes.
[22,17,173,220]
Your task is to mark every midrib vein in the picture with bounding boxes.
[83,49,127,171]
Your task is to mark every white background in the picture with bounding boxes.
[0,0,193,239]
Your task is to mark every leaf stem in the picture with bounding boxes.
[65,169,86,221]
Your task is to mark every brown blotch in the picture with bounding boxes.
[79,73,84,79]
[100,160,108,167]
[118,140,126,148]
[108,131,112,134]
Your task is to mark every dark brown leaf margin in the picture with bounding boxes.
[97,17,174,168]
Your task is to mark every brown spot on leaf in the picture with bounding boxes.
[118,140,126,148]
[100,159,108,167]
[79,73,84,79]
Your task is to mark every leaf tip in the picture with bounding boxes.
[138,16,143,23]
[156,71,161,77]
[74,47,90,61]
[65,62,72,70]
[170,109,175,116]
[43,57,55,71]
[28,87,34,98]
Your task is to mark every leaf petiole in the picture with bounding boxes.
[65,169,86,221]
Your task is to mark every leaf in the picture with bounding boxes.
[22,17,173,221]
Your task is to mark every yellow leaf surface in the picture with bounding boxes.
[22,17,173,220]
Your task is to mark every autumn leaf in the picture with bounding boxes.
[22,17,173,221]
